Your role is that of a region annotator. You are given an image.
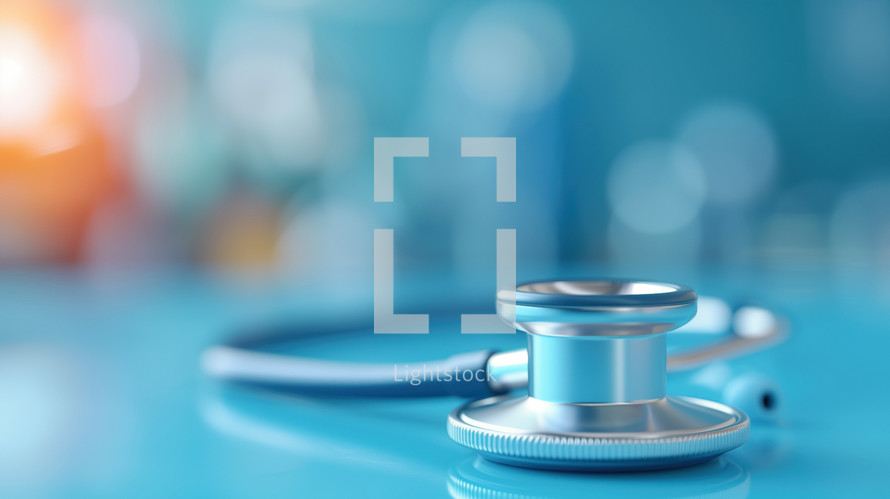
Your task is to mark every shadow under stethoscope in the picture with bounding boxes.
[448,455,751,499]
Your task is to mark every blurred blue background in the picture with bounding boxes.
[1,0,888,274]
[2,0,890,496]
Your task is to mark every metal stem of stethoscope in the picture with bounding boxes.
[485,303,787,393]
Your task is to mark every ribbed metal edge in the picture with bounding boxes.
[447,414,749,462]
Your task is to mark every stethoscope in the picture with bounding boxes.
[202,279,788,472]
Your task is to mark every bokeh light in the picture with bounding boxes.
[131,92,228,216]
[207,16,324,171]
[0,25,60,139]
[0,345,87,483]
[676,102,778,207]
[809,0,890,105]
[607,141,705,234]
[76,10,141,109]
[452,1,573,113]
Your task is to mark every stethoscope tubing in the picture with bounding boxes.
[202,300,787,399]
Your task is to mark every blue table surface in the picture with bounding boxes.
[0,264,888,498]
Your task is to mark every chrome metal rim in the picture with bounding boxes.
[447,394,750,471]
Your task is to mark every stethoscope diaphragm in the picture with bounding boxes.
[447,279,750,471]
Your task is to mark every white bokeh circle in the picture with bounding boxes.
[677,102,778,206]
[608,141,706,234]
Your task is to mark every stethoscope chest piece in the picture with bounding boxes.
[447,280,750,471]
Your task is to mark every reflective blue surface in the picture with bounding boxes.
[0,266,889,497]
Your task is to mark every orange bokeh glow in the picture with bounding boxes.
[0,0,122,263]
